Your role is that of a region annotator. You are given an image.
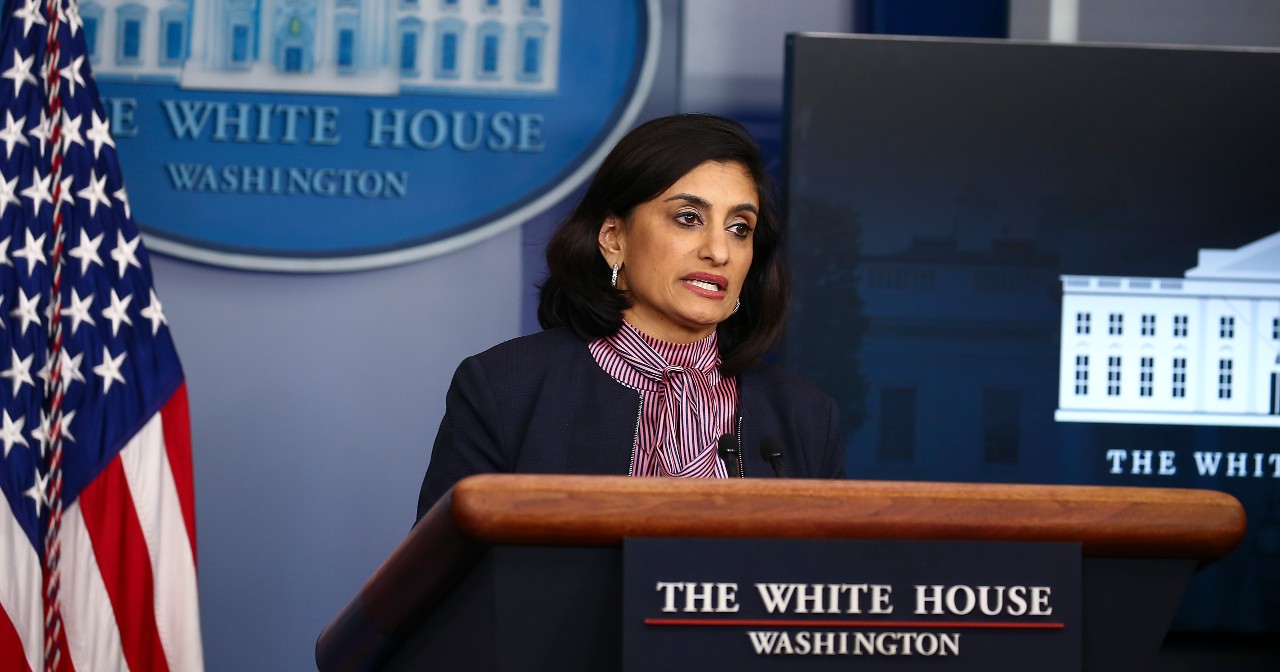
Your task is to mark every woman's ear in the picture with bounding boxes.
[598,217,624,266]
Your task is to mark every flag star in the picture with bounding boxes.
[39,60,52,95]
[0,235,10,267]
[61,112,84,149]
[114,185,131,220]
[60,54,86,97]
[77,171,112,218]
[11,0,47,37]
[2,49,36,96]
[9,287,40,335]
[0,171,19,218]
[60,0,83,37]
[0,409,28,458]
[11,228,47,275]
[102,289,133,336]
[140,289,167,335]
[29,408,76,456]
[111,231,142,278]
[27,110,51,156]
[24,468,49,516]
[68,230,104,276]
[58,409,76,444]
[35,351,50,387]
[30,409,48,455]
[85,110,116,159]
[57,174,75,209]
[0,110,28,158]
[93,346,127,393]
[63,288,95,334]
[20,167,52,217]
[60,350,86,390]
[1,348,35,395]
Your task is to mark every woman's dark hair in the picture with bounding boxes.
[538,113,789,375]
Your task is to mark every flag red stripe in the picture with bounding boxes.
[0,606,34,672]
[160,383,197,564]
[76,460,172,672]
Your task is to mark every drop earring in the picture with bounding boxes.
[610,263,620,288]
[732,299,740,315]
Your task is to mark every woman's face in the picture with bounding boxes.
[599,160,758,343]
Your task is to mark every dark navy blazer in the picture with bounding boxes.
[416,327,845,519]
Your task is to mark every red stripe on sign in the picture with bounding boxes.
[160,384,197,564]
[0,605,34,672]
[78,459,172,672]
[644,618,1065,630]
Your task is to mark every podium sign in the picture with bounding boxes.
[623,538,1081,671]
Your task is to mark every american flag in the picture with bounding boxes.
[0,0,203,670]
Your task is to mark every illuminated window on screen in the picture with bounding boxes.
[1218,359,1233,399]
[1141,314,1155,336]
[1139,357,1154,397]
[1074,355,1088,395]
[1107,356,1121,396]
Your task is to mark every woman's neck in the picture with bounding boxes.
[620,310,715,345]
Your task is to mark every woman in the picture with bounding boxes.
[417,114,844,519]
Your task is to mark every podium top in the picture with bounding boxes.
[317,475,1244,672]
[444,474,1244,557]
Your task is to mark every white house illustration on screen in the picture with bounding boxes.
[1055,230,1280,427]
[79,0,561,96]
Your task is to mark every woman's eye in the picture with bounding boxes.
[675,212,701,227]
[728,222,754,238]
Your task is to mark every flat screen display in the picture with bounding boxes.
[784,33,1280,633]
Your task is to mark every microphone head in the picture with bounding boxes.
[717,434,738,458]
[759,438,787,478]
[759,437,783,461]
[718,434,741,478]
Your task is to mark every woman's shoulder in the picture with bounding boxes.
[463,327,591,378]
[472,327,586,360]
[451,328,611,411]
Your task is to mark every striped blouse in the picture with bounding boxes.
[588,322,739,478]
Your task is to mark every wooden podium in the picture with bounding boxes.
[315,475,1245,672]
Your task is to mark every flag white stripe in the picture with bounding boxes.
[0,493,41,672]
[119,412,204,672]
[61,503,131,672]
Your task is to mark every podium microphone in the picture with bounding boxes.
[717,435,740,478]
[760,438,788,478]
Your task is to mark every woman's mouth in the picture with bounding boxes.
[681,273,729,298]
[685,279,721,292]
